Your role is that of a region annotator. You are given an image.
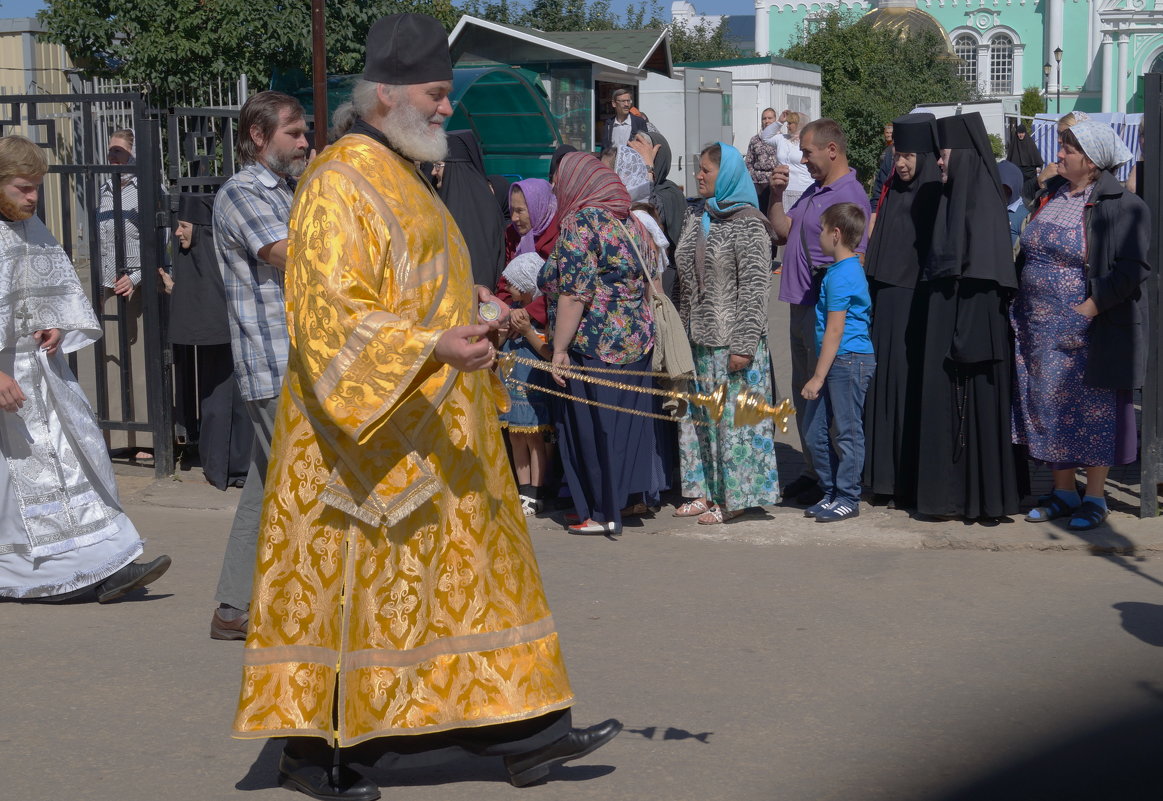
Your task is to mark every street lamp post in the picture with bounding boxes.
[1054,46,1063,114]
[1043,62,1052,114]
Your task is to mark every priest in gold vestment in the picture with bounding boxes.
[232,15,620,801]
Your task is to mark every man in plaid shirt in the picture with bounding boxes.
[209,91,309,641]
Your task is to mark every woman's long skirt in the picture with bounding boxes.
[678,339,781,511]
[554,351,661,526]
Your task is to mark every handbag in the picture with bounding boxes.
[617,220,695,378]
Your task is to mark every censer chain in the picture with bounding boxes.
[504,352,690,400]
[504,352,680,380]
[505,377,710,427]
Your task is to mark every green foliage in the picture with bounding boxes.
[39,0,738,104]
[38,0,460,102]
[464,0,741,63]
[1020,86,1045,121]
[667,18,742,63]
[987,133,1004,159]
[779,10,974,183]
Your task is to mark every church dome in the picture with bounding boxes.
[859,0,955,55]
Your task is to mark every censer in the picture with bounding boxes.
[495,351,794,434]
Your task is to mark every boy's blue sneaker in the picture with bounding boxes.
[804,498,835,518]
[815,499,859,522]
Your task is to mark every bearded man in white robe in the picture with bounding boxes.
[0,135,170,603]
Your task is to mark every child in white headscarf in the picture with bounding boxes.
[498,252,554,515]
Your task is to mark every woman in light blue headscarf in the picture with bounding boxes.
[671,142,780,524]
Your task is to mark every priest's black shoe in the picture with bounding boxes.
[504,718,623,787]
[96,555,172,603]
[278,753,380,801]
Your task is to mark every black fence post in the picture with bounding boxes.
[134,98,174,479]
[1141,73,1161,519]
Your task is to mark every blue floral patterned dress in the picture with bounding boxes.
[1011,184,1132,467]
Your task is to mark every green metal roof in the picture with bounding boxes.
[450,17,672,76]
[530,28,668,68]
[676,55,821,73]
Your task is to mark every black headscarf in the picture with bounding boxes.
[926,113,1017,289]
[548,144,577,184]
[646,131,687,252]
[1006,124,1043,169]
[865,114,943,289]
[169,193,231,346]
[487,174,511,219]
[435,130,506,290]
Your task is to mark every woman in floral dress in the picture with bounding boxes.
[1012,122,1150,530]
[672,142,780,524]
[538,152,659,535]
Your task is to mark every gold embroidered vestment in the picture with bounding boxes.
[233,134,574,746]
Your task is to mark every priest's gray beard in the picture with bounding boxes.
[383,97,448,163]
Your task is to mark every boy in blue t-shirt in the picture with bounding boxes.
[800,202,875,522]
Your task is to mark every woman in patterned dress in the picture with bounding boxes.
[672,142,780,525]
[1012,122,1150,530]
[538,152,659,536]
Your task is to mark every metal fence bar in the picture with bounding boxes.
[1141,73,1161,519]
[133,97,174,477]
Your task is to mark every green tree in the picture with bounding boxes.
[1020,86,1044,121]
[667,18,741,63]
[38,0,459,102]
[779,10,974,183]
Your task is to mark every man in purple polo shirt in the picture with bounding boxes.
[768,118,871,506]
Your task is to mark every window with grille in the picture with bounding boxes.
[990,34,1014,95]
[954,35,978,86]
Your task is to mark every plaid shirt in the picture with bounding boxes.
[213,162,293,401]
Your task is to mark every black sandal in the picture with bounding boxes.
[1025,493,1078,522]
[1069,500,1110,531]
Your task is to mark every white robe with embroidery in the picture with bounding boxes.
[0,216,142,598]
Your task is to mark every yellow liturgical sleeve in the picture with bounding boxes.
[286,162,453,445]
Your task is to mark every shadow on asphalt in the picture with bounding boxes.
[236,738,283,790]
[927,707,1163,801]
[1112,602,1163,646]
[623,724,713,743]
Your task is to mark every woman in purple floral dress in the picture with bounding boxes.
[1012,122,1150,530]
[538,152,659,536]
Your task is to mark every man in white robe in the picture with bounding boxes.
[0,135,170,603]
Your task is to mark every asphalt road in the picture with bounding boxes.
[3,483,1161,801]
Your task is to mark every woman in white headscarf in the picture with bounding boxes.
[1012,121,1150,531]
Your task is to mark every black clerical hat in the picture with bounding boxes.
[362,14,453,85]
[891,113,939,155]
[177,193,214,226]
[935,115,977,150]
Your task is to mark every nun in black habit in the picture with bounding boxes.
[1006,124,1044,183]
[915,113,1021,521]
[169,193,253,489]
[428,130,506,290]
[862,113,944,506]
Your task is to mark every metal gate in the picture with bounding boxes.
[1141,73,1162,518]
[0,92,172,477]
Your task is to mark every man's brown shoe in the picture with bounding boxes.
[211,606,248,640]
